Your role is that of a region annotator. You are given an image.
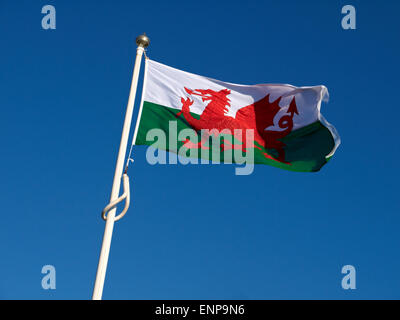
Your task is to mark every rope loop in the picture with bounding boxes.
[102,174,131,222]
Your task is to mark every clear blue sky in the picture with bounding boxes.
[0,0,399,299]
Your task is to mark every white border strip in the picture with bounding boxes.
[132,58,149,145]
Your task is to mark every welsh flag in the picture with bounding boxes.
[133,59,340,172]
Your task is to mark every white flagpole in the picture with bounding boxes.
[92,34,150,300]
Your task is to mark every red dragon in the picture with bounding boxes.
[176,87,298,163]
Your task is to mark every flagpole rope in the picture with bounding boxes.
[124,51,149,174]
[101,173,130,222]
[124,143,135,173]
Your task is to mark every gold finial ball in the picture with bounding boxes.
[136,33,150,48]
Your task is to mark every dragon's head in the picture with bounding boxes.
[184,87,231,107]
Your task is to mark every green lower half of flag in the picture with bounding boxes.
[135,101,336,172]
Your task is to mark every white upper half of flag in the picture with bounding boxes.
[143,59,334,133]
